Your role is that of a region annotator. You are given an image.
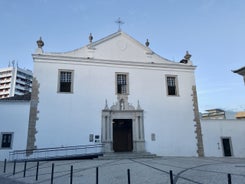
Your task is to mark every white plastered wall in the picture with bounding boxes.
[34,59,198,156]
[201,119,245,157]
[0,101,29,160]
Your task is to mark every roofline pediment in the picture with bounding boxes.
[33,30,195,68]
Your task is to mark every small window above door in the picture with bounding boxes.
[116,73,129,95]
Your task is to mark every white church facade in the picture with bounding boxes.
[27,31,204,157]
[1,31,245,161]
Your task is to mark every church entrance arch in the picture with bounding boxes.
[101,97,145,153]
[113,119,133,152]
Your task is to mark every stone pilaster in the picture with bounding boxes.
[26,77,39,156]
[192,85,204,157]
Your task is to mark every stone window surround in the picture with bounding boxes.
[115,72,129,95]
[57,69,74,93]
[0,132,14,149]
[165,74,179,96]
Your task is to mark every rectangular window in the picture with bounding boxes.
[89,134,94,142]
[151,133,156,141]
[1,133,13,149]
[166,76,178,96]
[58,70,74,93]
[116,73,129,94]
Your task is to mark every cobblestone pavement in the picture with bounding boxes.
[1,157,245,184]
[0,176,25,184]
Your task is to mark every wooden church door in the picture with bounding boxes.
[113,119,133,152]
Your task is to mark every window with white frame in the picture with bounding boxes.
[116,73,129,94]
[58,70,74,93]
[166,76,178,96]
[1,133,13,149]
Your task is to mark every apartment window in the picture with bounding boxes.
[116,73,129,94]
[58,70,74,93]
[166,76,178,96]
[1,133,13,149]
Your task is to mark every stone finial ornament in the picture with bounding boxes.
[36,37,44,48]
[104,99,109,110]
[180,51,192,64]
[137,100,141,110]
[145,39,150,47]
[89,33,93,43]
[184,51,192,60]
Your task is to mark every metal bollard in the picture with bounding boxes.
[51,163,55,184]
[127,169,131,184]
[3,159,7,173]
[169,170,174,184]
[96,167,99,184]
[228,173,232,184]
[36,161,39,181]
[23,161,27,177]
[70,165,73,184]
[13,160,16,175]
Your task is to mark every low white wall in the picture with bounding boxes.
[0,101,30,161]
[201,119,245,157]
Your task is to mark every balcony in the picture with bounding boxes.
[0,78,11,83]
[0,84,11,90]
[0,90,10,95]
[0,73,12,78]
[16,79,26,85]
[14,91,24,95]
[16,85,26,91]
[16,82,31,90]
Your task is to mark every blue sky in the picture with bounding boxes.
[0,0,244,112]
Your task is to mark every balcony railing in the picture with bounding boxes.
[0,78,11,83]
[0,73,12,78]
[0,84,10,90]
[0,91,9,95]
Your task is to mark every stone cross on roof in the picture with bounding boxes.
[115,17,124,31]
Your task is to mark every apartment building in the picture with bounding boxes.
[0,66,32,99]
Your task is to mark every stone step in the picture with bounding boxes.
[97,152,157,160]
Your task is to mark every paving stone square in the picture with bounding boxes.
[1,157,245,184]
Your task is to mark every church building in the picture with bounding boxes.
[27,31,204,157]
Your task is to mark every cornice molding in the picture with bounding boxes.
[32,54,196,71]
